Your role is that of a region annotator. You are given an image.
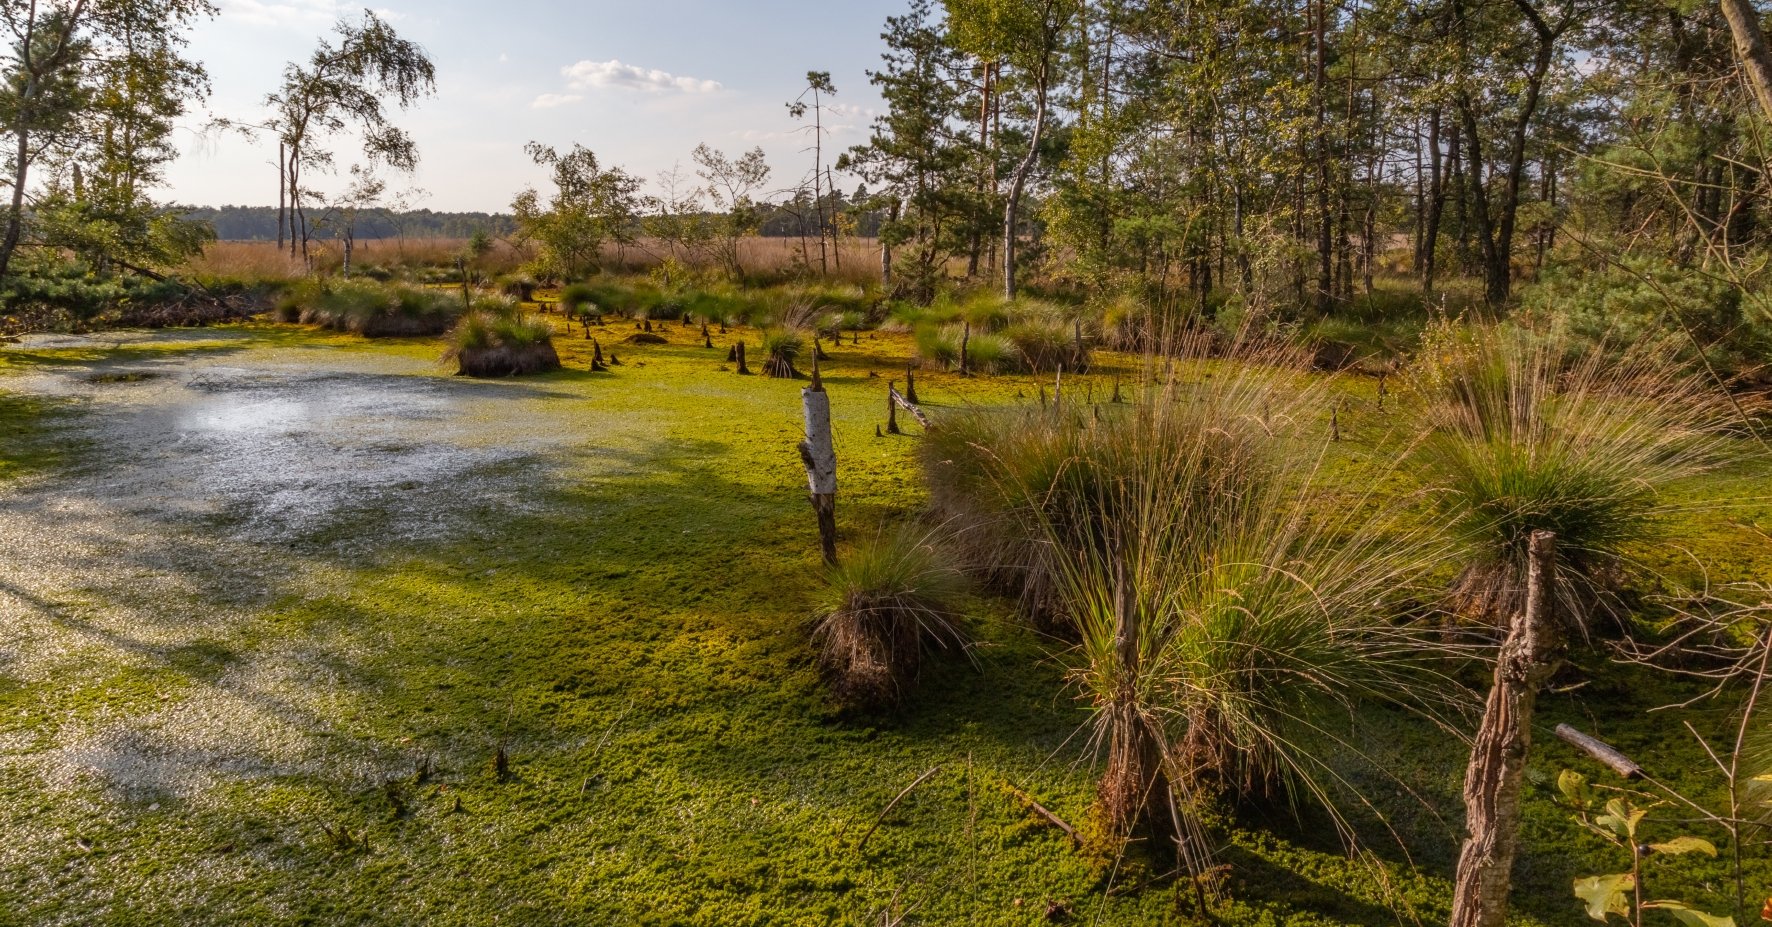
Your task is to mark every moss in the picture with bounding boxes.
[0,318,1768,925]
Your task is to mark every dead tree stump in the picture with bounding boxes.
[798,354,839,566]
[886,381,902,435]
[591,340,608,372]
[905,366,919,404]
[735,341,751,375]
[1450,531,1566,927]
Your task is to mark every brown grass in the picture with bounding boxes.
[181,236,890,285]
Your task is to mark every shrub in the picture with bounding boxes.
[1404,321,1745,626]
[559,283,599,317]
[1516,255,1770,378]
[444,309,560,377]
[498,273,539,302]
[811,525,968,709]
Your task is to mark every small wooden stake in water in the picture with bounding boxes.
[799,353,839,566]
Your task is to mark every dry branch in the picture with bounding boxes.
[855,765,943,852]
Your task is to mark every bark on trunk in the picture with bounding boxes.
[1722,0,1772,123]
[1449,531,1566,927]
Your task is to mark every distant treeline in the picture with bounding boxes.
[177,206,519,242]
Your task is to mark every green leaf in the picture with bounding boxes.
[1642,900,1736,927]
[1596,799,1644,838]
[1560,769,1592,805]
[1575,873,1635,922]
[1648,837,1718,857]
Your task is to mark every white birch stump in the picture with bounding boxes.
[799,355,838,565]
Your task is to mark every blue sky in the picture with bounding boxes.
[165,0,906,211]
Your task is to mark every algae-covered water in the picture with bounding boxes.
[1,324,1764,926]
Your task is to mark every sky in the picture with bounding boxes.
[163,0,906,212]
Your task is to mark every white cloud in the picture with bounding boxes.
[530,93,583,110]
[560,59,723,94]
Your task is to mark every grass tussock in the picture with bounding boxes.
[760,330,805,379]
[812,525,969,710]
[924,330,1464,868]
[444,309,560,377]
[273,279,464,337]
[1405,321,1750,627]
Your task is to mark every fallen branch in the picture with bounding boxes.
[888,384,932,430]
[1004,782,1079,845]
[1555,724,1643,780]
[856,764,943,852]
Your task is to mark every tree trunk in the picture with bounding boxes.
[1313,0,1334,313]
[0,123,31,280]
[1722,0,1772,123]
[1004,60,1052,300]
[277,142,287,253]
[1422,108,1447,296]
[1449,531,1566,927]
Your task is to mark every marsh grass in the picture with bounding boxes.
[927,330,1465,874]
[1003,317,1089,373]
[811,525,969,710]
[273,279,463,337]
[1405,322,1748,627]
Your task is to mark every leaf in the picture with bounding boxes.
[1642,901,1736,927]
[1575,873,1635,922]
[1648,836,1718,857]
[1560,769,1592,806]
[1596,799,1644,838]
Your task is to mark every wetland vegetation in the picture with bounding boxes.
[4,0,1772,925]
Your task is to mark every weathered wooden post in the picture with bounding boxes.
[799,354,839,566]
[905,365,919,404]
[886,381,901,435]
[735,341,751,375]
[1450,531,1565,927]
